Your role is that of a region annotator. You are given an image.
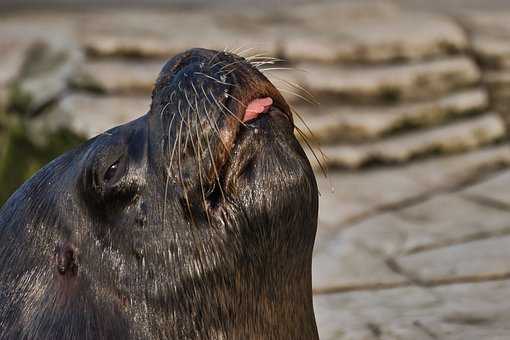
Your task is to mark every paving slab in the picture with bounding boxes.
[296,57,480,104]
[460,10,510,38]
[316,145,510,227]
[77,10,279,58]
[460,11,510,68]
[72,3,467,65]
[312,237,408,293]
[463,170,510,205]
[283,12,467,63]
[313,113,505,169]
[296,88,488,143]
[336,193,510,258]
[471,35,510,69]
[314,280,510,340]
[314,285,441,340]
[396,235,510,284]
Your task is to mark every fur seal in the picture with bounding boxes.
[0,48,319,340]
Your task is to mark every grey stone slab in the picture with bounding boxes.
[29,94,150,141]
[460,10,510,39]
[338,194,510,257]
[296,88,488,143]
[404,144,510,188]
[76,10,279,58]
[313,286,441,340]
[313,280,510,340]
[76,2,464,66]
[313,191,510,292]
[472,35,510,69]
[0,15,78,112]
[315,145,510,227]
[9,39,83,115]
[296,57,480,103]
[288,1,399,23]
[463,170,510,205]
[283,12,467,63]
[313,113,506,169]
[396,235,510,283]
[72,60,163,94]
[316,168,426,227]
[484,70,510,92]
[312,236,408,292]
[427,281,510,340]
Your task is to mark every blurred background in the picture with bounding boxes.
[1,0,510,338]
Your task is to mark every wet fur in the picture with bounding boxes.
[0,48,319,339]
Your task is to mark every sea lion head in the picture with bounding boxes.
[0,48,319,339]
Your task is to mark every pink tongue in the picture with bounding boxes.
[243,97,273,122]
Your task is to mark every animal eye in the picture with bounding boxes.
[104,161,119,182]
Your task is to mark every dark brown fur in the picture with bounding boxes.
[0,48,319,339]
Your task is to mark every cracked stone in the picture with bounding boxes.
[288,0,398,23]
[314,280,510,340]
[296,88,488,143]
[335,193,510,258]
[312,237,408,293]
[316,167,426,227]
[314,285,440,340]
[29,94,150,142]
[484,70,510,92]
[316,145,510,227]
[295,57,480,104]
[396,235,510,284]
[472,36,510,69]
[312,113,506,169]
[461,11,510,69]
[77,10,279,58]
[463,170,510,206]
[284,12,467,64]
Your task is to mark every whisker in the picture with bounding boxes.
[219,60,245,72]
[190,102,212,226]
[201,92,228,151]
[176,117,193,221]
[277,88,317,105]
[269,74,318,105]
[208,50,223,66]
[163,112,178,228]
[294,125,328,179]
[259,67,307,72]
[200,101,226,202]
[211,91,246,127]
[194,72,233,86]
[233,46,256,57]
[225,93,246,108]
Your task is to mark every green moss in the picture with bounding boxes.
[68,74,106,94]
[379,86,401,103]
[6,84,33,115]
[0,116,84,205]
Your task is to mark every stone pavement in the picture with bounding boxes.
[1,1,510,339]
